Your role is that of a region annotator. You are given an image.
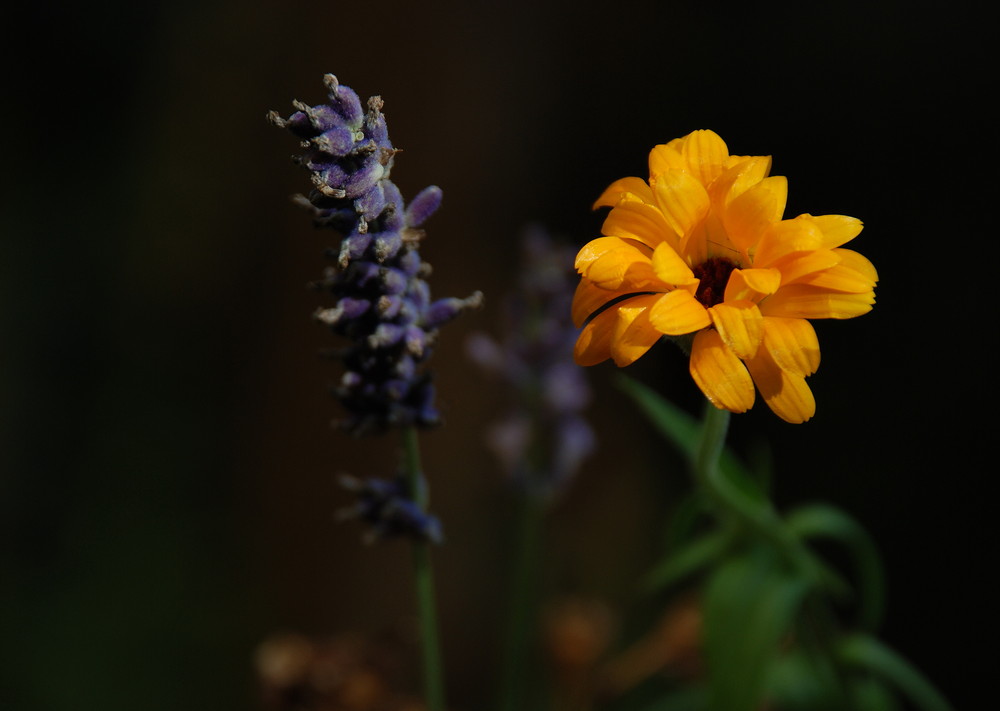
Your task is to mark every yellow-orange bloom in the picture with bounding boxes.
[573,130,877,423]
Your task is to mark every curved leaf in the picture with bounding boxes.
[786,504,886,630]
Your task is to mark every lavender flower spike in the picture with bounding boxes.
[271,75,482,436]
[465,226,595,500]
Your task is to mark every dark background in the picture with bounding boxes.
[2,1,992,709]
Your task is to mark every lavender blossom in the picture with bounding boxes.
[337,474,443,544]
[465,226,595,500]
[270,74,481,436]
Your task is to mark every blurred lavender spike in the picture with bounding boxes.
[465,226,595,500]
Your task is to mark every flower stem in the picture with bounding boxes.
[498,492,545,711]
[694,402,820,581]
[402,426,446,711]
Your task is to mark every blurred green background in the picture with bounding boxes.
[2,1,991,709]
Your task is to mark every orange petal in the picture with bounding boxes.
[572,277,632,328]
[724,268,781,303]
[652,169,711,241]
[753,217,824,267]
[794,263,877,293]
[649,139,686,179]
[602,200,678,250]
[770,249,842,285]
[680,130,730,186]
[593,177,655,209]
[832,248,879,283]
[716,155,773,204]
[575,236,627,274]
[723,176,788,252]
[648,289,712,335]
[610,295,663,367]
[761,317,820,376]
[745,347,816,423]
[759,285,875,319]
[652,242,696,286]
[581,240,658,291]
[709,301,764,360]
[574,306,618,366]
[801,214,864,249]
[690,329,755,414]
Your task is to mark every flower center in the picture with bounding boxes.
[693,257,737,308]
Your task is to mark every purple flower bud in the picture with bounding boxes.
[373,231,402,262]
[314,297,371,326]
[363,109,390,150]
[312,125,360,157]
[337,474,443,544]
[379,266,408,295]
[423,292,484,329]
[368,323,405,349]
[338,232,373,266]
[344,261,382,289]
[323,74,365,126]
[380,181,405,231]
[552,417,596,486]
[464,333,505,373]
[397,248,422,276]
[353,183,387,223]
[404,325,428,357]
[544,361,591,413]
[394,354,417,380]
[377,295,403,319]
[342,157,385,198]
[404,186,443,227]
[340,371,363,389]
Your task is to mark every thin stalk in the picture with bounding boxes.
[498,492,545,711]
[694,403,820,582]
[402,426,446,711]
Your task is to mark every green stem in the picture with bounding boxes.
[694,403,820,583]
[498,493,545,711]
[402,426,446,711]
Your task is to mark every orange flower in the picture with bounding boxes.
[573,130,876,423]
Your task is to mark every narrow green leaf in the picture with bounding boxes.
[703,548,809,711]
[662,490,710,551]
[786,504,886,630]
[837,634,953,711]
[615,374,756,499]
[641,529,733,594]
[616,372,701,461]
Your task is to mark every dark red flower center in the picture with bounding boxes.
[693,257,737,308]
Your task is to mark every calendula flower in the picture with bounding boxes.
[573,130,876,423]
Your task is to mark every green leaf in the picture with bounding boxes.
[703,548,809,711]
[766,650,848,711]
[836,634,953,711]
[615,374,757,500]
[662,490,711,551]
[849,676,902,711]
[642,529,733,594]
[785,504,886,630]
[616,372,702,461]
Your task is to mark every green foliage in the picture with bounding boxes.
[703,546,808,711]
[616,374,952,711]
